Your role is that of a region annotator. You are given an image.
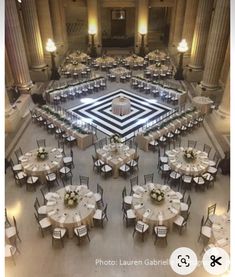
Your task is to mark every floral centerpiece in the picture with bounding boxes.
[110,133,122,144]
[64,190,79,208]
[183,148,197,162]
[150,188,165,204]
[37,147,48,160]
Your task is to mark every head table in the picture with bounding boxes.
[20,147,63,180]
[46,185,96,238]
[166,147,209,176]
[132,183,181,229]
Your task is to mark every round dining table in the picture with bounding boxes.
[132,183,181,229]
[20,147,63,179]
[166,147,209,176]
[46,185,96,238]
[112,97,131,116]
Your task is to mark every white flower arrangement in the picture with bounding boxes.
[37,147,48,160]
[110,133,122,144]
[150,188,165,204]
[183,148,197,162]
[64,191,79,207]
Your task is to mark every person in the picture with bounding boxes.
[218,151,230,175]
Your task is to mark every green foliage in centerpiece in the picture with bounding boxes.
[64,190,79,207]
[110,133,122,144]
[183,148,197,162]
[37,147,48,160]
[150,188,165,204]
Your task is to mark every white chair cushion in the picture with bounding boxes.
[39,217,51,229]
[38,205,47,215]
[126,209,136,219]
[160,157,168,163]
[63,157,72,164]
[95,160,104,167]
[53,228,66,238]
[136,221,149,233]
[180,202,188,212]
[13,164,22,171]
[193,177,205,185]
[119,164,130,172]
[60,167,71,174]
[170,171,181,179]
[154,226,167,237]
[93,209,102,220]
[124,196,133,205]
[5,227,16,238]
[176,192,183,200]
[202,173,214,181]
[16,171,27,179]
[207,167,217,174]
[208,160,216,167]
[127,160,137,167]
[182,175,192,183]
[5,245,16,257]
[27,176,39,184]
[46,173,56,181]
[174,215,184,226]
[201,226,212,238]
[101,165,112,172]
[67,136,76,142]
[74,225,87,237]
[94,193,101,202]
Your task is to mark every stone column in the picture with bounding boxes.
[182,0,199,56]
[197,0,229,96]
[185,0,214,82]
[135,0,149,54]
[169,0,186,54]
[168,3,176,48]
[5,51,14,90]
[218,71,230,117]
[35,0,54,63]
[87,0,102,55]
[21,0,46,70]
[59,0,68,54]
[220,39,230,85]
[5,0,33,92]
[50,0,64,54]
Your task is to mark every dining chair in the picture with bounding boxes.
[206,204,216,222]
[26,176,39,192]
[132,221,149,242]
[119,164,131,178]
[173,212,190,235]
[123,207,136,227]
[94,183,104,205]
[180,195,191,214]
[187,140,197,148]
[79,175,89,188]
[13,171,27,187]
[93,203,108,228]
[122,187,133,210]
[74,225,90,245]
[52,228,67,248]
[100,164,113,178]
[92,155,104,173]
[34,197,47,219]
[5,208,11,228]
[154,225,168,246]
[144,173,154,184]
[130,176,139,194]
[14,147,23,163]
[34,213,52,237]
[9,158,22,174]
[203,144,212,157]
[59,166,73,186]
[198,216,212,243]
[5,216,21,243]
[5,244,20,265]
[36,139,46,148]
[63,149,74,169]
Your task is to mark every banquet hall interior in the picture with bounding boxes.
[5,0,230,276]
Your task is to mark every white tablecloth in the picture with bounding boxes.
[132,183,181,229]
[212,213,230,254]
[166,147,209,176]
[20,147,63,178]
[96,143,135,178]
[112,97,131,115]
[47,185,96,238]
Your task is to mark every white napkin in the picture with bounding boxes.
[85,192,93,197]
[48,210,57,216]
[25,152,31,156]
[143,209,151,218]
[52,161,58,165]
[217,238,228,247]
[24,164,30,169]
[133,193,142,199]
[32,166,38,171]
[51,192,60,199]
[172,199,181,204]
[74,214,81,222]
[134,203,144,209]
[58,148,63,153]
[168,191,175,196]
[106,156,112,161]
[56,155,63,158]
[51,148,56,152]
[213,224,221,230]
[170,207,178,214]
[65,185,71,192]
[118,158,123,162]
[136,186,145,193]
[21,158,28,163]
[45,165,50,170]
[147,183,155,190]
[87,204,95,209]
[47,200,56,206]
[59,215,66,224]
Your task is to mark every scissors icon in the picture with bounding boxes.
[210,255,222,267]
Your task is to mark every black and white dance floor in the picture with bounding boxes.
[69,89,173,140]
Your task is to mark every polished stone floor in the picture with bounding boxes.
[5,80,230,277]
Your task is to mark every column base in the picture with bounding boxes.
[30,67,50,82]
[184,66,203,82]
[209,110,230,133]
[195,83,223,103]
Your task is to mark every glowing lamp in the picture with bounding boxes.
[46,38,56,53]
[177,39,188,53]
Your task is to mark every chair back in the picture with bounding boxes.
[79,175,89,186]
[208,204,216,217]
[77,225,87,237]
[203,144,212,156]
[53,229,62,239]
[102,204,108,219]
[40,188,46,204]
[188,140,197,148]
[122,187,127,199]
[136,221,144,233]
[14,148,23,162]
[34,198,40,212]
[187,195,192,209]
[130,176,138,187]
[34,213,40,224]
[157,226,167,237]
[200,216,205,228]
[92,155,97,164]
[70,149,73,158]
[37,139,46,148]
[144,173,154,184]
[97,184,103,197]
